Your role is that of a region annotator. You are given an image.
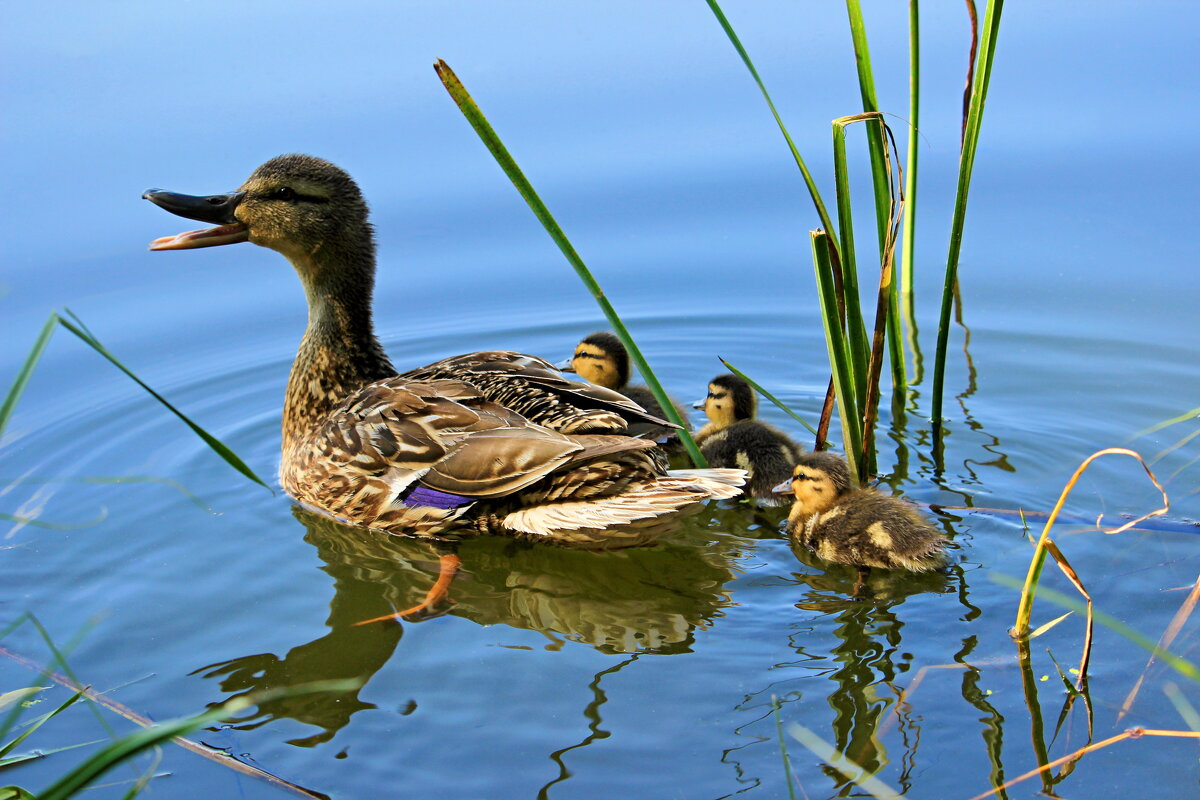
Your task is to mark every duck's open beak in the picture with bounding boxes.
[143,190,249,250]
[771,479,793,495]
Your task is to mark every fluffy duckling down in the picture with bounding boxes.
[775,451,946,574]
[565,331,692,440]
[694,373,803,505]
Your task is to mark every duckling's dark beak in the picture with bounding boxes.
[771,479,793,495]
[143,190,249,250]
[555,358,576,372]
[692,399,706,410]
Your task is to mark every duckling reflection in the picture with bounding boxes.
[192,506,743,744]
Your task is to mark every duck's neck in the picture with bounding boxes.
[282,242,395,456]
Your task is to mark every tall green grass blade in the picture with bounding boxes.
[899,0,920,313]
[844,1,909,411]
[811,231,862,484]
[2,310,268,489]
[35,680,358,800]
[770,697,798,800]
[931,0,1005,445]
[433,60,707,468]
[0,313,58,442]
[1134,407,1200,439]
[1,509,109,530]
[57,310,270,490]
[831,116,870,408]
[0,690,87,761]
[0,687,48,715]
[786,722,906,799]
[996,573,1199,682]
[704,0,839,248]
[719,359,818,436]
[1165,684,1200,731]
[843,0,891,253]
[24,614,117,744]
[0,476,212,513]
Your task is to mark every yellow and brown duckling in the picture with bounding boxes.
[694,373,803,505]
[144,155,744,550]
[564,331,692,444]
[774,451,947,580]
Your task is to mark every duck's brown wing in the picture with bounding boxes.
[285,378,657,525]
[401,351,675,434]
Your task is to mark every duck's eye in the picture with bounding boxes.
[273,187,297,201]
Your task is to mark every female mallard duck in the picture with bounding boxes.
[563,331,692,445]
[693,373,802,505]
[774,451,947,582]
[143,154,743,548]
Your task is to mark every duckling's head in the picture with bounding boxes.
[568,332,629,390]
[145,155,374,284]
[697,373,756,430]
[773,451,851,515]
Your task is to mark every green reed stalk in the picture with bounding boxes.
[997,574,1199,682]
[433,60,707,467]
[831,117,869,411]
[811,231,862,485]
[705,0,839,251]
[844,0,908,408]
[770,697,798,800]
[900,0,920,363]
[931,0,1004,445]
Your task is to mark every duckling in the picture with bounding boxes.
[774,451,947,583]
[563,331,692,445]
[693,373,802,505]
[144,155,745,549]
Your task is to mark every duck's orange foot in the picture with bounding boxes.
[354,553,462,626]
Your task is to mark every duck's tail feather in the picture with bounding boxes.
[664,468,747,500]
[499,467,747,546]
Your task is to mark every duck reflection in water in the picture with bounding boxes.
[191,505,745,745]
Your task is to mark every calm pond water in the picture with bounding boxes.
[3,2,1198,798]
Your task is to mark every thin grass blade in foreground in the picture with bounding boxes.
[0,313,57,442]
[770,697,798,800]
[705,0,839,244]
[930,0,1004,448]
[33,681,356,800]
[1117,573,1200,721]
[1133,405,1200,438]
[433,60,706,467]
[786,723,906,799]
[1,311,269,490]
[811,231,862,484]
[996,574,1199,682]
[0,643,333,799]
[1011,447,1168,639]
[843,1,908,405]
[964,727,1200,800]
[899,0,920,324]
[718,359,818,436]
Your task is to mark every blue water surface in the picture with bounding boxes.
[2,3,1198,799]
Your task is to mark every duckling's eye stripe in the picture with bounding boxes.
[574,352,602,360]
